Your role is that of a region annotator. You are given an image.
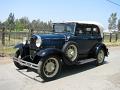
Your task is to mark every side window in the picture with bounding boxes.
[92,26,100,36]
[76,24,100,36]
[76,24,92,36]
[84,27,92,35]
[76,27,84,35]
[75,24,84,35]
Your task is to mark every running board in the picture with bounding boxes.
[77,58,96,65]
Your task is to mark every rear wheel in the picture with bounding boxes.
[95,49,105,65]
[14,50,27,69]
[38,56,62,81]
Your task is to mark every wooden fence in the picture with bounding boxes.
[0,31,120,56]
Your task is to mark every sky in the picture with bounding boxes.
[0,0,120,29]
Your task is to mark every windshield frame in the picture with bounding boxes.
[53,23,76,34]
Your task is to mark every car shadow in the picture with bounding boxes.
[16,61,109,83]
[60,61,108,79]
[16,69,44,83]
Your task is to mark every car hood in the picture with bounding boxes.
[31,33,72,48]
[38,33,66,40]
[34,33,74,40]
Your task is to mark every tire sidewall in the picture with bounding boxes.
[95,48,105,65]
[38,55,62,81]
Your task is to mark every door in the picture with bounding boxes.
[72,24,94,55]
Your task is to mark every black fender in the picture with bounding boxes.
[14,43,24,49]
[14,43,29,58]
[14,43,24,57]
[33,48,66,64]
[92,43,108,57]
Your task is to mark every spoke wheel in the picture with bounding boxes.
[95,49,105,65]
[43,57,59,78]
[66,45,77,61]
[38,56,62,81]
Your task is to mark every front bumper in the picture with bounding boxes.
[13,57,38,69]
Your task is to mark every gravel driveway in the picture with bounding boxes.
[0,46,120,90]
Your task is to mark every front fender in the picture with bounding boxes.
[14,43,24,49]
[33,48,65,64]
[14,43,30,58]
[37,48,63,57]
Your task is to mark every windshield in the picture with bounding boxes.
[53,23,75,34]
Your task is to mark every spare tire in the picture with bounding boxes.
[62,41,79,64]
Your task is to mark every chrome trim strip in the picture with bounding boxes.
[78,58,96,64]
[42,38,65,40]
[13,57,38,69]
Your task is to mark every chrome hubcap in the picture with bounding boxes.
[43,57,59,77]
[66,45,77,61]
[97,50,104,63]
[45,62,55,73]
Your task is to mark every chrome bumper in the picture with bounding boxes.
[13,57,38,69]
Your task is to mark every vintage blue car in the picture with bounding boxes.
[13,21,109,81]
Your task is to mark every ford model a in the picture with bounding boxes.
[13,21,109,81]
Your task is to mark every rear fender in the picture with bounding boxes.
[93,43,108,57]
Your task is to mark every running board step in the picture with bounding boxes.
[77,58,96,65]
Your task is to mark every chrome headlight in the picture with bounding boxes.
[36,36,42,47]
[23,37,27,45]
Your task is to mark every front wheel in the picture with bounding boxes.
[95,49,105,65]
[38,56,62,81]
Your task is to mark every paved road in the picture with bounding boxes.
[0,46,120,90]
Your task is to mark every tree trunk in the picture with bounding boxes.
[2,27,5,45]
[9,29,11,41]
[30,29,33,36]
[109,33,112,42]
[115,33,118,42]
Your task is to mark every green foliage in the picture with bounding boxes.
[19,17,30,29]
[30,19,52,32]
[7,13,15,31]
[14,17,52,32]
[0,13,53,32]
[15,19,24,31]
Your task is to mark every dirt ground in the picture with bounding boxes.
[0,46,120,90]
[0,57,12,64]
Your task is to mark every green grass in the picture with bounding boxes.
[104,41,120,47]
[0,47,17,56]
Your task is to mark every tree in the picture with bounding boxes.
[8,13,15,30]
[1,23,5,45]
[108,13,117,32]
[0,21,2,30]
[118,19,120,32]
[30,19,52,33]
[47,20,52,31]
[19,17,30,30]
[7,13,15,41]
[15,19,24,31]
